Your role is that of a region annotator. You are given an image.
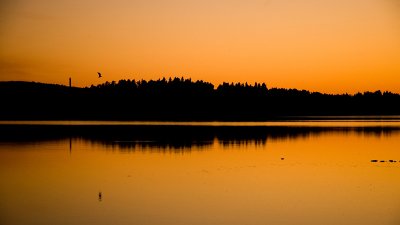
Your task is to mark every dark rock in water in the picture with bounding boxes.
[281,158,285,160]
[380,160,386,163]
[389,160,395,163]
[371,160,378,163]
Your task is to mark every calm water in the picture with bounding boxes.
[1,121,400,225]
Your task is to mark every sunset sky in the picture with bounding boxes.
[0,0,399,93]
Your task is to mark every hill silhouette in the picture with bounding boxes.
[1,78,399,120]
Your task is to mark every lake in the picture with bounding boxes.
[0,121,400,225]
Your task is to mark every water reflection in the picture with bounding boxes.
[1,125,399,151]
[1,124,400,225]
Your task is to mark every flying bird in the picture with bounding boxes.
[97,72,102,78]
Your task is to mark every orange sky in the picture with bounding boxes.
[0,0,399,93]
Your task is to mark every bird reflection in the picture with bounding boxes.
[98,192,102,202]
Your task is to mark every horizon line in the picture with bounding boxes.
[0,78,398,95]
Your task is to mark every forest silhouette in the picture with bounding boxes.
[1,77,399,120]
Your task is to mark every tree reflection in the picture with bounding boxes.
[0,125,398,152]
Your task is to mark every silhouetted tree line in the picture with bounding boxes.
[1,78,399,120]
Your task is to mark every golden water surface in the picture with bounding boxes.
[0,124,399,225]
